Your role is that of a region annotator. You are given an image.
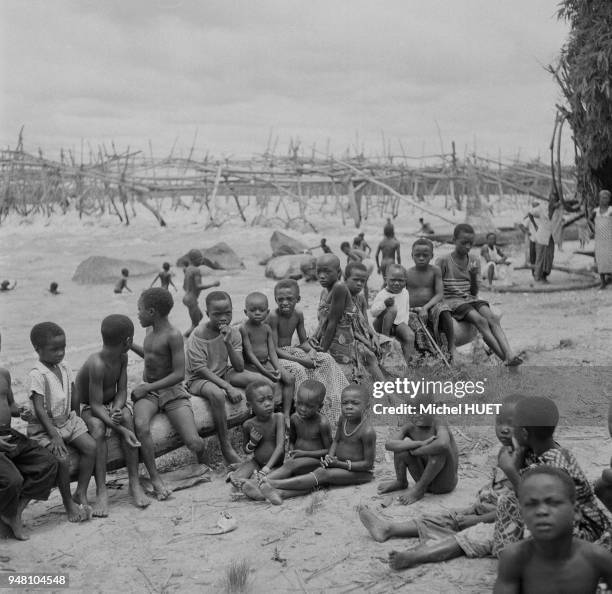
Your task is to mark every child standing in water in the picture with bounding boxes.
[114,268,132,294]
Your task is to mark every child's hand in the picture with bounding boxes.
[225,387,243,404]
[421,435,436,446]
[219,324,232,342]
[259,465,271,476]
[110,408,123,424]
[413,307,428,322]
[122,429,141,448]
[308,337,322,352]
[384,297,395,307]
[18,405,36,423]
[0,435,16,453]
[321,454,336,468]
[131,383,150,401]
[457,514,480,530]
[249,429,263,444]
[50,433,68,458]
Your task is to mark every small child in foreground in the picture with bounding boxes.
[370,264,414,363]
[76,315,150,514]
[27,322,95,522]
[240,292,295,424]
[377,394,458,505]
[1,335,58,539]
[130,288,206,500]
[114,268,132,294]
[229,380,285,488]
[151,262,177,291]
[241,380,332,503]
[494,467,612,594]
[257,384,376,503]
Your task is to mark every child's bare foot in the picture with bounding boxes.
[129,481,151,508]
[377,479,407,495]
[357,505,390,542]
[389,549,418,570]
[72,491,90,508]
[0,514,29,540]
[241,480,265,501]
[398,487,425,505]
[92,490,109,517]
[257,477,282,505]
[151,477,171,500]
[65,500,90,523]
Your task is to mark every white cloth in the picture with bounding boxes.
[28,361,73,419]
[370,288,410,325]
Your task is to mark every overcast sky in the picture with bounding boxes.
[0,1,569,161]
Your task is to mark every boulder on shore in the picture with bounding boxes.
[176,242,244,270]
[72,256,157,285]
[265,254,316,280]
[270,231,310,257]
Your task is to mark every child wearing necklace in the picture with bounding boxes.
[256,384,376,502]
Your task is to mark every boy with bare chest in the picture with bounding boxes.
[182,249,220,337]
[240,292,295,424]
[77,315,149,514]
[130,288,206,500]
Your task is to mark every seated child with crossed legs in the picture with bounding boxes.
[241,380,332,503]
[240,292,295,425]
[494,466,612,594]
[229,379,285,489]
[257,384,376,503]
[76,314,150,515]
[378,393,458,505]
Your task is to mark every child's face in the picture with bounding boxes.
[341,388,367,421]
[454,231,474,256]
[275,288,299,316]
[206,298,233,330]
[512,424,529,448]
[244,297,269,324]
[495,405,515,447]
[385,268,406,294]
[411,245,433,268]
[345,270,368,296]
[137,299,155,328]
[600,192,611,209]
[520,475,575,541]
[317,263,340,288]
[37,334,66,366]
[296,390,322,420]
[249,385,275,420]
[486,234,496,247]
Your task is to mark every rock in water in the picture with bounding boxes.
[72,256,158,284]
[270,231,309,257]
[265,255,316,280]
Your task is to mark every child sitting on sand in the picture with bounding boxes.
[26,322,95,522]
[359,394,521,569]
[267,279,348,425]
[594,398,612,513]
[114,268,132,294]
[129,288,207,500]
[256,384,376,503]
[240,292,295,425]
[185,291,268,466]
[405,238,457,361]
[241,380,333,503]
[0,334,58,539]
[229,379,285,487]
[377,393,458,505]
[493,396,611,556]
[76,314,150,515]
[370,264,414,363]
[436,224,522,366]
[494,467,612,594]
[151,262,177,291]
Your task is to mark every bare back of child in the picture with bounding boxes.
[76,315,150,514]
[378,397,458,505]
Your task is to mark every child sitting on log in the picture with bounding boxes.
[494,467,612,594]
[267,279,347,426]
[0,334,58,539]
[241,380,332,503]
[240,292,295,426]
[377,393,458,505]
[26,322,95,522]
[370,264,414,363]
[185,291,267,466]
[76,314,150,515]
[405,238,456,362]
[129,288,206,500]
[436,223,522,366]
[228,379,285,489]
[256,384,376,503]
[594,398,612,513]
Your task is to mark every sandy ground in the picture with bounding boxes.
[0,200,611,593]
